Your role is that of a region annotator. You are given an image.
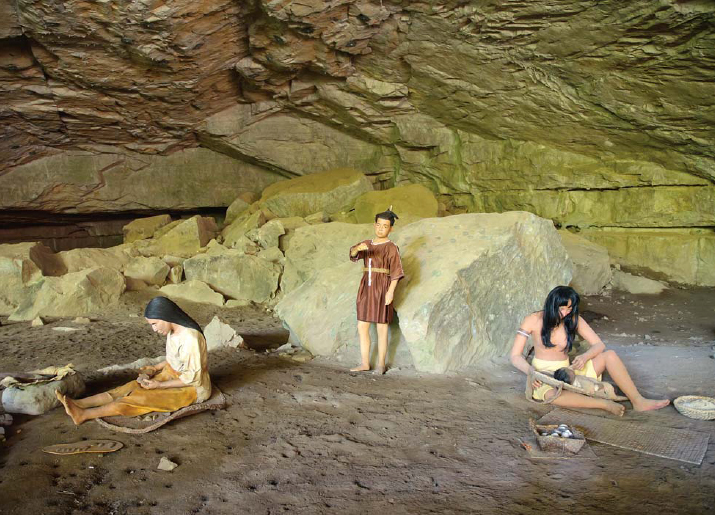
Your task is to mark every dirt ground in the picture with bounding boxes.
[0,288,714,514]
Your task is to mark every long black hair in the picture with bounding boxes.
[541,286,580,352]
[144,296,203,334]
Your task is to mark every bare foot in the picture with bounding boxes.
[55,390,70,415]
[632,397,670,412]
[601,400,626,417]
[350,364,370,372]
[55,390,84,425]
[373,366,386,375]
[606,401,626,417]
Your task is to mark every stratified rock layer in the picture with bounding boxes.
[1,1,713,284]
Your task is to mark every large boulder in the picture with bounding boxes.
[183,250,280,303]
[258,168,373,218]
[124,256,170,286]
[258,247,285,265]
[558,231,612,295]
[0,242,63,316]
[9,267,126,321]
[123,214,172,243]
[152,220,181,240]
[611,270,668,294]
[159,280,225,307]
[151,216,218,258]
[247,219,285,249]
[222,209,267,249]
[276,212,572,373]
[58,245,137,273]
[281,223,374,294]
[275,216,309,251]
[353,184,439,226]
[224,197,251,226]
[394,213,571,372]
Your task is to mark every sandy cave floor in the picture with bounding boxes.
[0,288,714,514]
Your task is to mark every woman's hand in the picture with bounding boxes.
[138,365,157,378]
[571,354,588,370]
[385,291,394,306]
[529,367,542,389]
[139,379,161,390]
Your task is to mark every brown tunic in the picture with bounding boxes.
[350,239,404,324]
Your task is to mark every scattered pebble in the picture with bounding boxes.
[30,317,44,327]
[290,350,313,363]
[158,457,178,471]
[73,317,91,324]
[52,327,81,332]
[274,343,295,354]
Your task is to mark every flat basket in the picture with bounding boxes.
[530,419,586,454]
[674,395,715,421]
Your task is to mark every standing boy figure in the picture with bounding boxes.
[349,208,404,374]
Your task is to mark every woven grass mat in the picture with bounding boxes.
[538,409,710,465]
[519,436,598,460]
[96,386,226,434]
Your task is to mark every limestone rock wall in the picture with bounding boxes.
[2,1,714,283]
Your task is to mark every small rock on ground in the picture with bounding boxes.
[158,457,178,471]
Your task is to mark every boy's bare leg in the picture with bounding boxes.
[592,350,670,411]
[374,323,389,375]
[73,392,113,409]
[350,321,372,371]
[548,390,625,417]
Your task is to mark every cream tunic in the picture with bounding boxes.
[166,328,211,403]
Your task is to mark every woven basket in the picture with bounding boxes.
[674,395,715,421]
[530,419,586,454]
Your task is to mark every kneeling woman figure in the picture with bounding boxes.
[510,286,669,416]
[57,297,210,425]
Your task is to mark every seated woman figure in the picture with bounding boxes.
[56,296,210,425]
[510,285,670,416]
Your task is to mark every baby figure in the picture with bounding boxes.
[554,367,620,400]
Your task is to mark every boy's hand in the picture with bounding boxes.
[385,291,394,306]
[355,243,369,252]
